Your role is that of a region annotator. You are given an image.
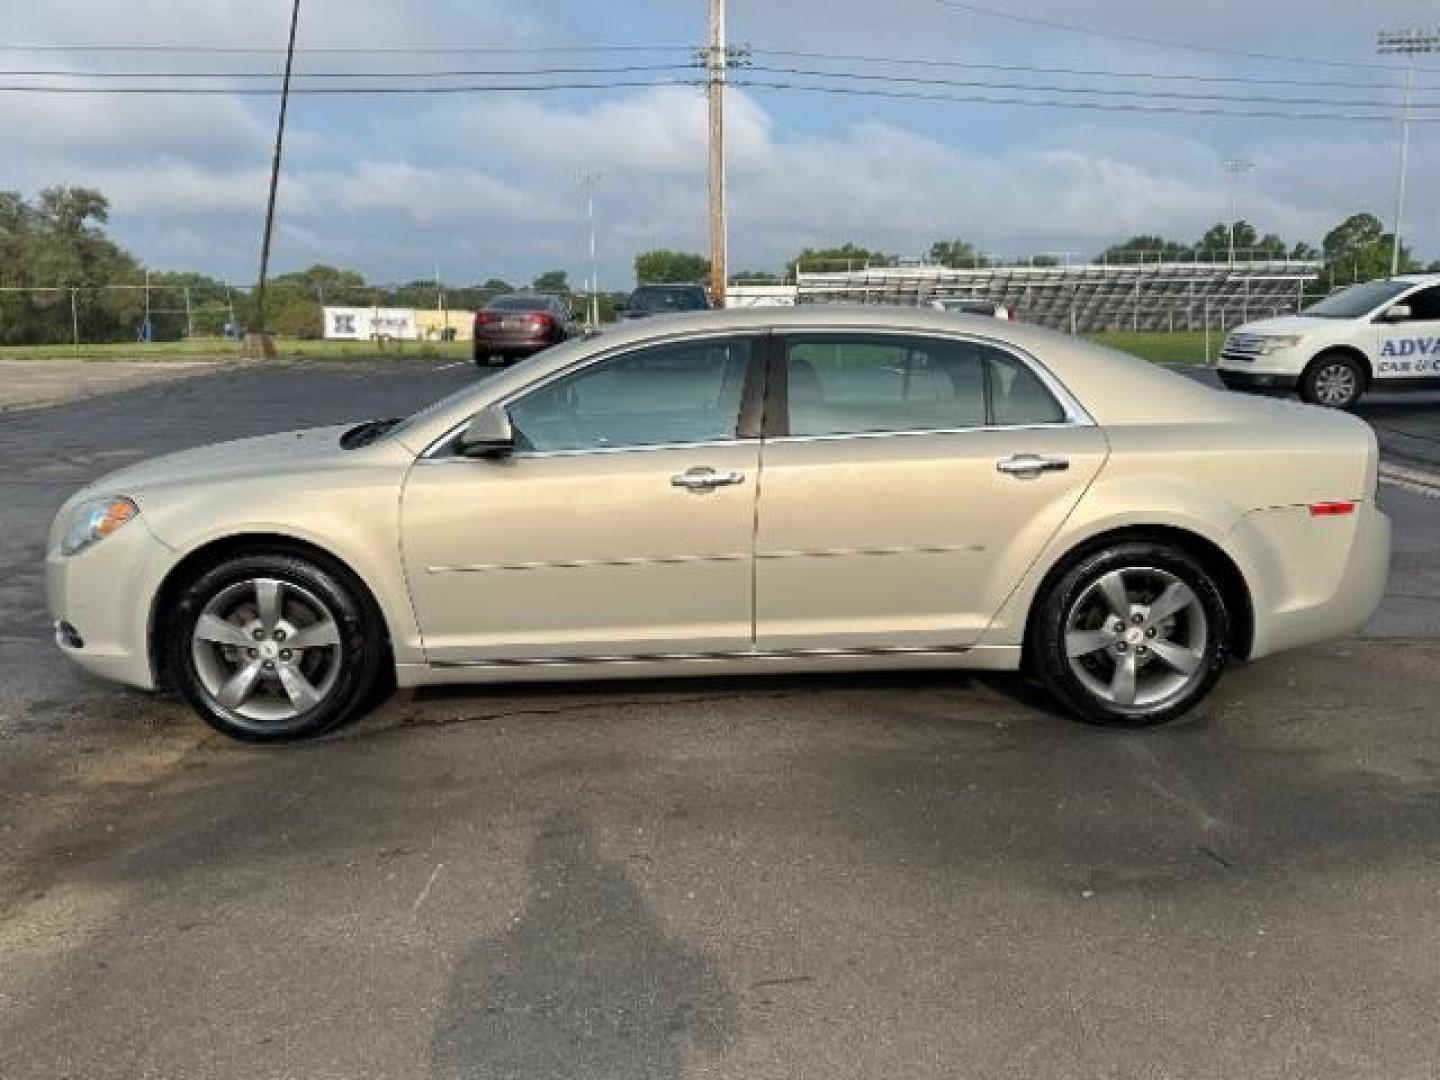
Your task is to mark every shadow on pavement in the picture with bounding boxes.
[429,809,736,1080]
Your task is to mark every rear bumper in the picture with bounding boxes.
[1239,502,1391,660]
[473,331,553,354]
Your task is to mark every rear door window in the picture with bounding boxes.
[781,335,1065,437]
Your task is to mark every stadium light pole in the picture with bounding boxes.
[577,170,602,328]
[247,0,302,359]
[1224,158,1253,264]
[1376,29,1437,276]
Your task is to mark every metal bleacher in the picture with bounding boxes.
[793,256,1323,333]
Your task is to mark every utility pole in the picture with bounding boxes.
[246,0,302,359]
[1376,29,1436,276]
[1223,158,1253,264]
[707,0,727,309]
[577,170,602,328]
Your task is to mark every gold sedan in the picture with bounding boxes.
[47,307,1391,741]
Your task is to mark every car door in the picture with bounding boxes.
[401,334,762,663]
[755,332,1108,652]
[1375,284,1440,382]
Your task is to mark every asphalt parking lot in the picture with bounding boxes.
[3,359,1440,1079]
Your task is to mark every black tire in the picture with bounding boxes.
[164,551,388,743]
[1299,352,1365,409]
[1030,541,1230,728]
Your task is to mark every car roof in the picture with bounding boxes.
[1391,273,1440,286]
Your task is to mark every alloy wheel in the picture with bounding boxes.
[190,577,343,724]
[1063,566,1209,714]
[1313,363,1359,407]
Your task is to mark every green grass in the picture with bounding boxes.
[0,338,472,362]
[1082,331,1217,365]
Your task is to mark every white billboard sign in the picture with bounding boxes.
[323,306,420,341]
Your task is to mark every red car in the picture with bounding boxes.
[473,294,578,366]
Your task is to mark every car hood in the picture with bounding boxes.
[76,423,366,501]
[1229,315,1337,336]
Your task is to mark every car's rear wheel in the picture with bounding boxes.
[1031,542,1230,727]
[1299,353,1365,409]
[165,552,387,742]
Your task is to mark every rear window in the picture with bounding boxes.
[631,287,710,313]
[487,295,553,312]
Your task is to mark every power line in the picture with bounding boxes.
[738,78,1440,123]
[0,79,703,95]
[925,0,1416,72]
[0,43,693,55]
[752,48,1438,92]
[745,65,1440,110]
[0,63,699,79]
[4,77,1436,120]
[8,63,1434,113]
[12,56,1439,93]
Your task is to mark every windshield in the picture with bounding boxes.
[1302,280,1412,319]
[632,287,709,313]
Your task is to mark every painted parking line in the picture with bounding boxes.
[434,361,469,371]
[1380,462,1440,500]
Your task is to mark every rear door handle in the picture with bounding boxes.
[997,454,1070,478]
[671,466,746,491]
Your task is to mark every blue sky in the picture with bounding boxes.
[3,0,1439,287]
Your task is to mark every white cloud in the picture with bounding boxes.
[2,0,1436,283]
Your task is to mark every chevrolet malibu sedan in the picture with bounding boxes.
[48,307,1390,742]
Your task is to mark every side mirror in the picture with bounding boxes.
[1382,304,1412,323]
[457,405,514,458]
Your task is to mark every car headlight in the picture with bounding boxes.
[61,496,138,557]
[1257,335,1304,354]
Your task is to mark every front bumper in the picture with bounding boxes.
[46,515,177,691]
[1217,369,1299,393]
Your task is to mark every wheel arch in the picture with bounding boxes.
[1021,524,1255,664]
[147,532,396,688]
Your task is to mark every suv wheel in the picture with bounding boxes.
[165,552,388,742]
[1300,353,1364,409]
[1031,542,1230,727]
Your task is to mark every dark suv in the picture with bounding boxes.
[620,284,713,319]
[473,293,577,365]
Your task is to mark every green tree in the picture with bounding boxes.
[1322,212,1414,281]
[1030,254,1060,267]
[787,243,895,277]
[1099,235,1190,264]
[729,269,780,285]
[928,239,988,268]
[1193,221,1262,260]
[532,270,570,293]
[634,250,710,284]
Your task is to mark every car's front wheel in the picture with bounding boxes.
[1030,541,1230,727]
[1299,352,1365,409]
[165,551,388,742]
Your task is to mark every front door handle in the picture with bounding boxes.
[997,454,1070,478]
[671,466,746,491]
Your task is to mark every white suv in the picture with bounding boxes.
[1218,274,1440,408]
